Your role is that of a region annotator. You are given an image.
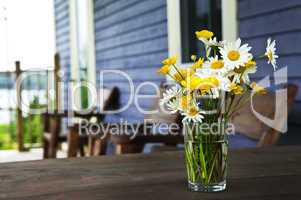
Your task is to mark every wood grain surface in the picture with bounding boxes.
[0,146,301,200]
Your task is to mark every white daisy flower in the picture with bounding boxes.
[219,38,252,70]
[195,66,217,77]
[166,98,179,114]
[265,38,278,71]
[228,59,257,84]
[207,37,224,48]
[181,107,205,123]
[160,86,181,105]
[218,76,231,92]
[204,56,230,75]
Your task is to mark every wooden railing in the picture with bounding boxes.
[0,54,60,151]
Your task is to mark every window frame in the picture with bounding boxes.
[166,0,237,68]
[69,0,96,107]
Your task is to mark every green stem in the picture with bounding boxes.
[198,142,207,179]
[172,64,185,80]
[206,148,219,184]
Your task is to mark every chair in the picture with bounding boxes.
[110,83,183,154]
[42,112,62,158]
[230,83,298,148]
[110,84,298,154]
[42,87,119,158]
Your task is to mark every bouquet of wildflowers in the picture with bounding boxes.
[158,29,278,124]
[157,30,278,191]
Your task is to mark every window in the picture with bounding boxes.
[167,0,237,65]
[180,0,222,63]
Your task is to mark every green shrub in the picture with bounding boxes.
[0,96,45,150]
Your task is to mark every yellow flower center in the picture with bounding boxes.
[267,50,273,61]
[211,60,224,69]
[187,107,199,117]
[228,50,240,61]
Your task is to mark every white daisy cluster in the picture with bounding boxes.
[157,30,278,123]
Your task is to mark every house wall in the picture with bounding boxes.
[54,0,70,80]
[94,0,168,122]
[53,0,301,133]
[238,0,301,137]
[54,0,71,109]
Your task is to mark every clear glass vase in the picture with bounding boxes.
[183,120,228,192]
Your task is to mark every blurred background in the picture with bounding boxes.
[0,0,300,162]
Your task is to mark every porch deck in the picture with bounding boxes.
[0,148,66,163]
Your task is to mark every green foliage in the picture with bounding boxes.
[0,124,16,150]
[0,96,44,150]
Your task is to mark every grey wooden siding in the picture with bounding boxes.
[238,0,301,132]
[54,0,70,79]
[54,0,71,109]
[94,0,168,122]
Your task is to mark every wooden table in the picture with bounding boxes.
[0,146,301,200]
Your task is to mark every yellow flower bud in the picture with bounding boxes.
[195,30,214,40]
[190,55,197,61]
[229,83,243,95]
[191,58,204,69]
[162,56,177,66]
[157,65,170,75]
[251,82,266,95]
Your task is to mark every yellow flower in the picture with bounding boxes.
[191,58,204,69]
[195,30,214,40]
[157,65,170,74]
[182,76,220,93]
[198,77,220,92]
[181,76,202,90]
[233,60,255,74]
[162,56,177,66]
[245,60,256,69]
[251,82,267,95]
[229,83,243,95]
